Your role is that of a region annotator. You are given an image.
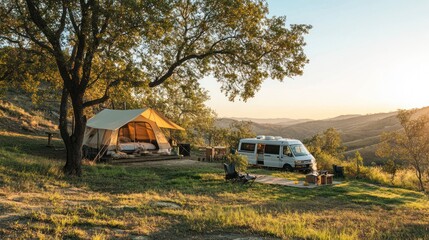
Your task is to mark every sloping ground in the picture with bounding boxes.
[1,132,429,239]
[217,107,429,163]
[0,91,58,134]
[277,111,400,140]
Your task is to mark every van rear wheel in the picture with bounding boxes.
[283,164,294,172]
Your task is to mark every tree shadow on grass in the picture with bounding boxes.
[79,163,257,197]
[70,157,428,210]
[0,133,65,160]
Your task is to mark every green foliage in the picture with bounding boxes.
[305,127,346,159]
[0,0,311,103]
[208,126,230,146]
[383,159,399,184]
[314,151,341,172]
[354,151,363,178]
[226,153,248,172]
[0,47,61,104]
[0,0,311,175]
[226,121,255,149]
[208,120,255,149]
[304,128,346,171]
[376,109,429,192]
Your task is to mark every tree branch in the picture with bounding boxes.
[87,65,107,88]
[149,49,232,87]
[82,79,120,108]
[68,5,80,34]
[25,0,58,46]
[56,1,68,39]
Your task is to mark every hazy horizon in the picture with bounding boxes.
[218,108,400,121]
[201,0,429,119]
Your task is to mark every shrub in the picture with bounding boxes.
[354,151,364,178]
[314,152,341,172]
[226,153,248,172]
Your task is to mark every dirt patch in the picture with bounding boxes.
[151,201,182,209]
[254,174,342,188]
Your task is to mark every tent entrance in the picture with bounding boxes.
[117,121,159,149]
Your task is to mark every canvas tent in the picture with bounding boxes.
[83,108,184,158]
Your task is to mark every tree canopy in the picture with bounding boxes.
[376,109,429,192]
[0,0,311,175]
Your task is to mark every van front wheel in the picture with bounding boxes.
[283,164,294,172]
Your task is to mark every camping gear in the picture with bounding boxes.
[83,108,184,160]
[223,163,257,185]
[333,165,344,177]
[178,143,191,156]
[306,171,334,185]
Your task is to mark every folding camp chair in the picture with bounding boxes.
[223,163,257,186]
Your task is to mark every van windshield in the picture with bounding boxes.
[290,144,310,156]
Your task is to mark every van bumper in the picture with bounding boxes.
[294,164,312,170]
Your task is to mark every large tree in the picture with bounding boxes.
[0,0,311,176]
[377,109,429,192]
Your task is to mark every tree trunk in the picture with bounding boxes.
[416,166,425,192]
[59,88,86,176]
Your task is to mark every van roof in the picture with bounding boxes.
[240,137,303,145]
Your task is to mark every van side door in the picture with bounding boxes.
[263,144,281,168]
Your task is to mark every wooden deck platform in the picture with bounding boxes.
[107,155,183,165]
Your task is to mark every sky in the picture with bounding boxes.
[201,0,429,120]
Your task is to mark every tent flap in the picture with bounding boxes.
[141,109,185,130]
[86,108,185,131]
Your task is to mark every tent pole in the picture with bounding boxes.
[134,122,136,143]
[97,129,99,152]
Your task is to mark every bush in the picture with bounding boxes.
[314,152,341,172]
[342,161,422,191]
[226,153,248,172]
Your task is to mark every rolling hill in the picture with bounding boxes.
[216,107,429,164]
[229,117,312,126]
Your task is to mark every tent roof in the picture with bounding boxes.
[86,108,185,131]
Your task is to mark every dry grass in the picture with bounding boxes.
[0,99,57,134]
[1,132,429,239]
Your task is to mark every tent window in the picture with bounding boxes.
[118,122,156,143]
[118,126,132,143]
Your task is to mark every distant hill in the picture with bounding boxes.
[229,117,312,126]
[216,107,429,164]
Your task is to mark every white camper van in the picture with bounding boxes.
[238,136,316,171]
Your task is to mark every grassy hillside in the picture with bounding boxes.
[217,107,429,164]
[0,90,58,134]
[1,131,429,239]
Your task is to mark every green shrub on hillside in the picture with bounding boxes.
[314,151,341,171]
[226,153,248,172]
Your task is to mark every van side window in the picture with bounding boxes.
[240,143,255,152]
[283,146,293,157]
[265,145,280,154]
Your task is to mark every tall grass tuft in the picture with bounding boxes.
[343,161,421,191]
